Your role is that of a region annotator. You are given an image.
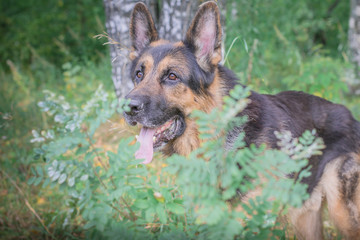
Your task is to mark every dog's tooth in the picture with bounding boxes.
[153,136,156,142]
[135,135,139,140]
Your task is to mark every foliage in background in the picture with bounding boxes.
[1,0,358,238]
[26,85,325,239]
[225,0,350,97]
[0,58,111,238]
[0,59,112,171]
[0,0,106,68]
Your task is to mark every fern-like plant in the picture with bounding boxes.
[29,84,324,239]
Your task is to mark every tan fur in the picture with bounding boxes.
[331,153,360,239]
[129,50,137,61]
[173,119,201,156]
[140,54,154,77]
[288,156,360,240]
[354,176,360,239]
[158,55,191,85]
[150,39,170,47]
[173,41,185,48]
[162,68,226,156]
[157,55,224,115]
[207,70,226,110]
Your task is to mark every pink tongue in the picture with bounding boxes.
[135,127,156,164]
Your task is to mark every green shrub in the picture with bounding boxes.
[224,0,349,98]
[1,0,106,69]
[281,56,348,102]
[29,84,325,239]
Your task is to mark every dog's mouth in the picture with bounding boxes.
[135,116,185,164]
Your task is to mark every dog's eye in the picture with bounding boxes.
[168,73,178,81]
[136,71,143,79]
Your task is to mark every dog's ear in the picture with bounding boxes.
[129,3,159,59]
[185,1,222,71]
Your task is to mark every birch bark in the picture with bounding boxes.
[349,0,360,93]
[103,0,156,98]
[159,0,198,42]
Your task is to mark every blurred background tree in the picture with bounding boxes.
[349,0,360,94]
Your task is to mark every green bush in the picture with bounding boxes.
[224,0,349,96]
[0,0,106,69]
[29,84,325,239]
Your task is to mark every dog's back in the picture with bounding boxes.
[242,91,360,239]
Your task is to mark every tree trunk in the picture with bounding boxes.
[159,0,199,42]
[103,0,227,98]
[103,0,156,98]
[349,0,360,94]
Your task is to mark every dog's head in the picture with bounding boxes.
[124,1,223,163]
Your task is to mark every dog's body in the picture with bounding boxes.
[123,2,360,239]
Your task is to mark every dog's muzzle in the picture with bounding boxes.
[124,98,144,117]
[123,93,148,126]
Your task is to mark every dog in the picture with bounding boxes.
[123,2,360,239]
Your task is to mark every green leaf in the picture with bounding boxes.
[68,177,75,187]
[222,187,236,200]
[58,173,67,184]
[156,204,167,224]
[161,189,172,202]
[80,174,88,181]
[52,160,59,169]
[33,177,43,186]
[243,39,248,52]
[27,177,36,185]
[145,207,156,222]
[128,177,144,185]
[167,203,185,215]
[127,167,147,175]
[42,177,50,188]
[58,162,66,172]
[51,171,60,181]
[47,166,55,177]
[133,199,149,209]
[36,165,43,177]
[109,189,123,200]
[83,221,96,230]
[76,144,89,155]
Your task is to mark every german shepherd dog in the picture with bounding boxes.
[123,2,360,239]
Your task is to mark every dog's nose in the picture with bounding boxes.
[125,98,144,116]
